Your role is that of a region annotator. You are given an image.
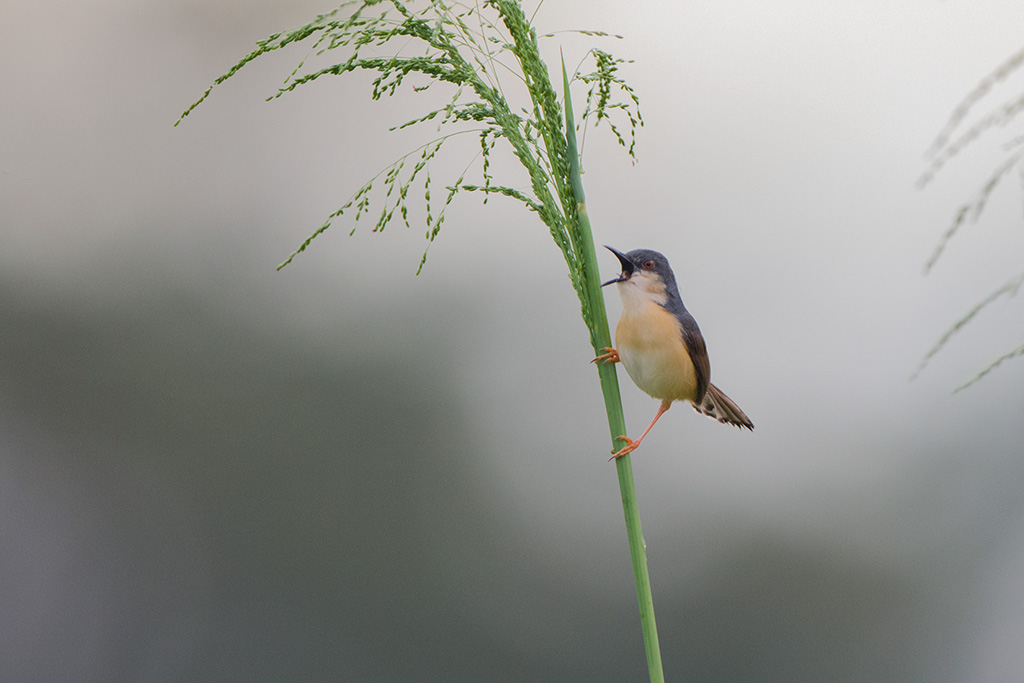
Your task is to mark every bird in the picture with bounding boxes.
[594,246,753,458]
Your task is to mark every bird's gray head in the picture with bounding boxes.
[601,246,681,298]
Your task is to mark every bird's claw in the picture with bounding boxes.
[609,435,639,461]
[592,347,620,365]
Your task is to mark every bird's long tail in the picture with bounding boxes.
[694,383,754,430]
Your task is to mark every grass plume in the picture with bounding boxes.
[178,2,664,680]
[918,44,1024,388]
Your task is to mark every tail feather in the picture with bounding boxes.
[694,383,754,430]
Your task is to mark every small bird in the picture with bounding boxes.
[595,246,753,458]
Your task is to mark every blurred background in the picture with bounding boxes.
[2,0,1024,681]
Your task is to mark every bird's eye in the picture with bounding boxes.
[643,260,655,270]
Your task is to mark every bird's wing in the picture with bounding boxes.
[677,313,710,402]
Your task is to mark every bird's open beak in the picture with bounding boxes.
[601,246,634,287]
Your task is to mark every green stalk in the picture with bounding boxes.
[562,62,665,683]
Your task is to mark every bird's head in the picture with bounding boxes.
[601,246,679,307]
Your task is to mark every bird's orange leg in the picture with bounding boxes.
[592,347,620,364]
[610,400,672,460]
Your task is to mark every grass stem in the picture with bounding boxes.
[562,61,665,683]
[180,3,659,677]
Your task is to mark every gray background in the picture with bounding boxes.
[2,0,1024,681]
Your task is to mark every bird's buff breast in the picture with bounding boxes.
[616,302,699,403]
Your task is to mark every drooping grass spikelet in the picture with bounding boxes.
[176,0,636,301]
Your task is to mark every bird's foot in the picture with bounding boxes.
[609,435,639,460]
[592,347,620,365]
